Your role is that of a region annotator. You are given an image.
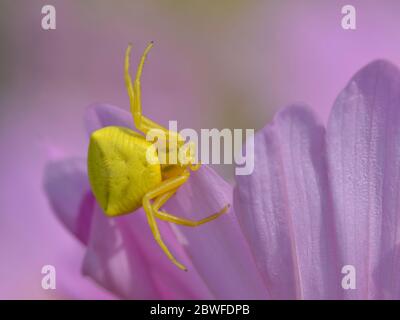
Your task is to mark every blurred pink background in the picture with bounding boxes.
[1,0,400,298]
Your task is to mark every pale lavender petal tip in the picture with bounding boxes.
[43,158,94,245]
[85,103,134,135]
[327,59,400,299]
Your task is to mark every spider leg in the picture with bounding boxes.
[155,205,229,227]
[125,43,182,143]
[152,184,229,227]
[144,166,229,270]
[142,172,190,271]
[153,189,177,211]
[125,43,164,134]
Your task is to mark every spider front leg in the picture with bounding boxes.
[125,43,182,143]
[125,43,164,134]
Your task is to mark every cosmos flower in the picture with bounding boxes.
[45,60,400,299]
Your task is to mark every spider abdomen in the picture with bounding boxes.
[88,126,161,216]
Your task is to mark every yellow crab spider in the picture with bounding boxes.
[87,42,229,271]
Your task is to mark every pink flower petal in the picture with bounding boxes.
[82,205,213,299]
[327,60,400,299]
[44,158,95,245]
[55,245,117,300]
[234,105,340,299]
[85,103,134,135]
[164,165,269,299]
